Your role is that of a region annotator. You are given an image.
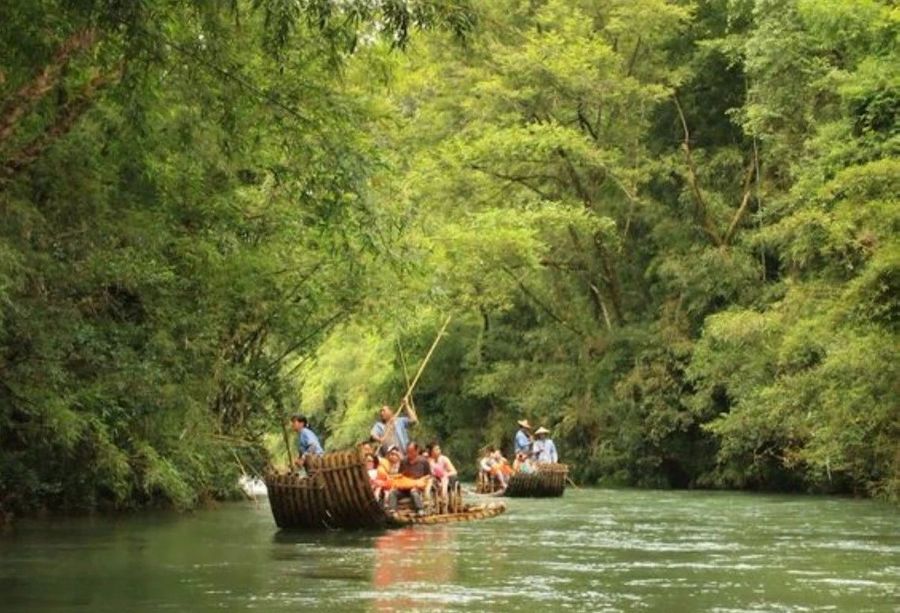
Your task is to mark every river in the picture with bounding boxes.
[1,488,897,612]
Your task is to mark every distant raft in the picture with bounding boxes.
[476,463,569,498]
[265,450,506,530]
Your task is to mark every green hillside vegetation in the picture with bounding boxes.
[1,0,896,517]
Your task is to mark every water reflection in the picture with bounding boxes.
[371,526,457,612]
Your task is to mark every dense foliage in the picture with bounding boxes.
[304,0,898,499]
[0,0,473,516]
[1,0,896,517]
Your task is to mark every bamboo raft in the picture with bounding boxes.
[265,449,506,529]
[476,463,568,498]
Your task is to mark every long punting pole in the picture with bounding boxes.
[401,315,452,405]
[396,338,417,413]
[280,423,293,468]
[379,316,451,449]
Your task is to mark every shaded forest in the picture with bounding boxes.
[1,0,897,518]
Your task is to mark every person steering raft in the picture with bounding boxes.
[514,419,533,456]
[532,426,558,464]
[371,398,419,456]
[289,414,323,470]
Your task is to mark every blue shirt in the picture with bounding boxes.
[297,428,324,456]
[371,421,385,441]
[371,416,412,451]
[514,429,531,455]
[533,439,558,463]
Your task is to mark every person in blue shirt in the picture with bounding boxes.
[532,426,558,464]
[514,419,533,456]
[290,415,324,467]
[371,398,418,455]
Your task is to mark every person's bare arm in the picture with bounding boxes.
[444,457,458,477]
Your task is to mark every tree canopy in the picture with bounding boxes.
[1,0,896,517]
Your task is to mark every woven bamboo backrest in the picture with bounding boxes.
[266,449,387,529]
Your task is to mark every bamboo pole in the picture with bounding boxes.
[396,338,416,413]
[382,316,452,445]
[281,422,294,470]
[401,315,452,405]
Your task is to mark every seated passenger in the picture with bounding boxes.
[385,445,402,477]
[426,442,458,498]
[513,452,535,474]
[367,454,378,480]
[492,449,514,476]
[387,442,431,516]
[367,453,391,502]
[479,448,494,475]
[480,446,508,490]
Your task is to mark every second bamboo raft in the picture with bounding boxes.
[475,463,568,498]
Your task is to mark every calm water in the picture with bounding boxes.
[1,489,897,612]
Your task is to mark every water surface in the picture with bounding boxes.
[2,489,897,611]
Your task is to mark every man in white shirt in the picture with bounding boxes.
[532,426,558,464]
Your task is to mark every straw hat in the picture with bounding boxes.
[517,419,532,429]
[535,426,551,435]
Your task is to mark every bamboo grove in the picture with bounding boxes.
[0,0,896,517]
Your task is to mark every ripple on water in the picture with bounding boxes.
[3,490,899,612]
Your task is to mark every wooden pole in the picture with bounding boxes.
[396,338,416,413]
[401,315,452,405]
[281,422,294,470]
[381,316,452,447]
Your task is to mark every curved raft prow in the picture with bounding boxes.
[265,450,506,530]
[506,463,568,497]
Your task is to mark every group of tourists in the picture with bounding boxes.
[479,419,558,492]
[360,399,458,517]
[291,401,449,516]
[362,440,458,517]
[289,407,558,508]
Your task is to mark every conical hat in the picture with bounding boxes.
[535,426,551,435]
[517,419,532,429]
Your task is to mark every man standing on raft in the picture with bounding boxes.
[532,426,558,464]
[371,397,418,455]
[514,419,533,456]
[290,414,324,468]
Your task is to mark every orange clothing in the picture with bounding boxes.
[390,475,429,490]
[373,465,392,490]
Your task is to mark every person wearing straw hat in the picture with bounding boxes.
[532,426,558,464]
[514,419,533,456]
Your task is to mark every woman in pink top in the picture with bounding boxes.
[426,442,458,498]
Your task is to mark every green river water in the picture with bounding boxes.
[1,488,897,612]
